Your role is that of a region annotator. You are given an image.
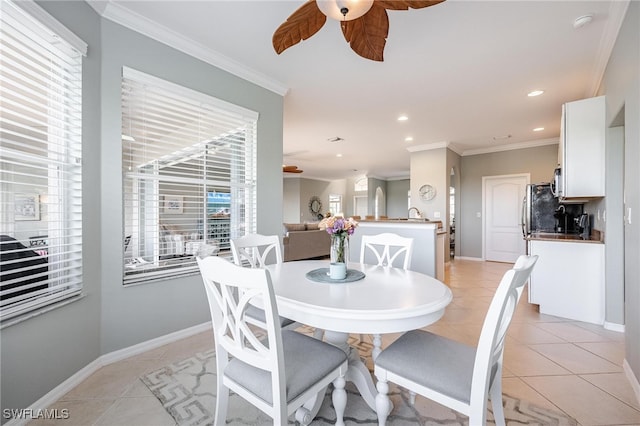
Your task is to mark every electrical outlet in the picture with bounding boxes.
[476,212,481,218]
[433,211,441,218]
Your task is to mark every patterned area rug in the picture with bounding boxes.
[141,328,577,425]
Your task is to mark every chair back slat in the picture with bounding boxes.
[231,234,283,268]
[360,233,414,269]
[470,255,538,406]
[197,256,283,372]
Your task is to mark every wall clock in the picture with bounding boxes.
[419,184,436,201]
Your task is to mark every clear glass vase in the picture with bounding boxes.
[330,234,349,271]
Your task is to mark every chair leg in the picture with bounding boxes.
[490,380,506,426]
[313,328,324,340]
[332,375,347,426]
[214,383,229,426]
[375,378,391,426]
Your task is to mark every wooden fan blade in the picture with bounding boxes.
[377,0,446,11]
[273,0,327,55]
[341,3,389,61]
[283,165,303,173]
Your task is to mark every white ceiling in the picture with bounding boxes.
[89,0,627,180]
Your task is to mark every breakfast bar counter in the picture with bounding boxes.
[348,220,443,279]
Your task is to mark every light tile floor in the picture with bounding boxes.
[28,259,640,425]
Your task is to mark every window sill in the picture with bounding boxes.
[0,293,85,329]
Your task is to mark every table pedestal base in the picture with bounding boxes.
[323,330,387,412]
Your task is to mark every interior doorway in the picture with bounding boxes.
[354,195,367,218]
[483,174,529,262]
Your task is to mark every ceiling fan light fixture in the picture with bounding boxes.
[317,0,374,21]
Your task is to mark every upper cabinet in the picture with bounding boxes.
[558,96,606,199]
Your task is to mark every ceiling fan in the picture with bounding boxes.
[273,0,445,62]
[283,165,304,173]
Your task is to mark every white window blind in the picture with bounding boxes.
[0,0,85,323]
[122,68,258,285]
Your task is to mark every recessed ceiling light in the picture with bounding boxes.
[405,136,414,142]
[397,115,408,121]
[336,153,343,158]
[527,90,544,97]
[574,14,594,29]
[533,127,544,132]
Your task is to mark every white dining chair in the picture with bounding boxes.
[231,233,283,268]
[230,233,295,329]
[196,256,348,426]
[359,232,414,354]
[374,254,538,426]
[359,232,414,269]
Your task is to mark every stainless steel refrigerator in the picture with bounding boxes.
[522,183,558,236]
[522,183,583,236]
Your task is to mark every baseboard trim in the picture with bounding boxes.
[603,321,625,333]
[623,359,640,407]
[3,321,212,426]
[100,321,211,365]
[454,256,484,261]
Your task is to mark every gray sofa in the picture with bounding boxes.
[282,223,331,261]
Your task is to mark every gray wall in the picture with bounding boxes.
[282,177,347,223]
[600,126,625,326]
[283,177,301,223]
[598,0,640,390]
[99,17,283,354]
[1,0,284,416]
[367,178,387,218]
[386,179,410,218]
[410,148,448,223]
[459,144,559,258]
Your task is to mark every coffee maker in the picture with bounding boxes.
[575,213,590,240]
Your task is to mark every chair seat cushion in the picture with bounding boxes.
[225,330,347,405]
[376,329,476,404]
[245,305,295,328]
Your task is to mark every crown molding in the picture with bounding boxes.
[406,141,464,156]
[461,137,558,156]
[587,0,630,97]
[86,0,289,96]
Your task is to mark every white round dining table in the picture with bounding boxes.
[264,260,453,414]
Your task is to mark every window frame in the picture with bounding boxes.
[0,0,86,325]
[121,68,258,286]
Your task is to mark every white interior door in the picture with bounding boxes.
[483,174,529,262]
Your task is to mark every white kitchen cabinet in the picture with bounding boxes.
[528,239,604,324]
[558,96,606,198]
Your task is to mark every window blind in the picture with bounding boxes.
[0,0,85,323]
[122,68,258,285]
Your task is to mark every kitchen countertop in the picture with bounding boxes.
[359,218,443,229]
[527,230,603,244]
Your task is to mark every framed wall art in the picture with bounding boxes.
[164,195,184,214]
[14,193,40,221]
